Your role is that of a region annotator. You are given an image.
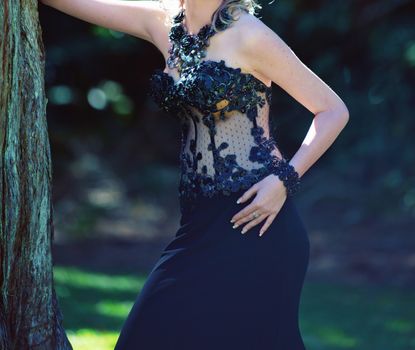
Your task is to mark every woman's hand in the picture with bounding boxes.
[230,174,287,237]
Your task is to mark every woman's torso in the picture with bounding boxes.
[148,7,286,211]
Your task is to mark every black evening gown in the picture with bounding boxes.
[114,7,310,350]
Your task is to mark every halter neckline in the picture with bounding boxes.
[167,7,233,74]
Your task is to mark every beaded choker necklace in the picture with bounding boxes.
[166,7,233,74]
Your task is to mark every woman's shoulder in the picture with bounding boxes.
[234,10,268,30]
[233,9,286,64]
[232,10,275,42]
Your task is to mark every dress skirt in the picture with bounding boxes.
[114,188,310,350]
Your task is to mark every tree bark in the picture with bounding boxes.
[0,1,72,349]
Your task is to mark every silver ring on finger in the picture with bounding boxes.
[252,211,259,220]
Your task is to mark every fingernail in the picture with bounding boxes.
[236,199,241,204]
[233,224,238,229]
[241,229,246,234]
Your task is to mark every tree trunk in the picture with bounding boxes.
[0,1,72,349]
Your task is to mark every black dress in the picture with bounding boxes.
[114,7,310,350]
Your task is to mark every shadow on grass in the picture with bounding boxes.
[300,281,415,349]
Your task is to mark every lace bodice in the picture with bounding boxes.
[148,7,296,213]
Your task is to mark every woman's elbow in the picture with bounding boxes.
[334,101,350,129]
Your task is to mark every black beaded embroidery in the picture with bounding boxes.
[148,7,300,212]
[167,8,233,74]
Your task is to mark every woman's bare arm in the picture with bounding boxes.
[240,14,350,179]
[229,14,349,235]
[40,0,167,43]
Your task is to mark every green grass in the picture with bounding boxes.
[299,282,415,349]
[54,266,147,350]
[54,266,415,350]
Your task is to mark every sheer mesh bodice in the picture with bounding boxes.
[148,8,290,212]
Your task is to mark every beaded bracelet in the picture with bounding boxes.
[272,158,301,196]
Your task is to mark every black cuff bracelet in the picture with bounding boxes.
[272,158,301,196]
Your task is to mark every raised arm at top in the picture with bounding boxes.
[40,0,168,44]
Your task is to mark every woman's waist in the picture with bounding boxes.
[178,160,281,201]
[177,165,297,224]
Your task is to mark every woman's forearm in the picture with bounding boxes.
[289,105,349,178]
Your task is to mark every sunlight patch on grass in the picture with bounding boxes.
[385,319,415,334]
[67,329,118,350]
[316,327,358,348]
[54,266,146,292]
[95,300,134,319]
